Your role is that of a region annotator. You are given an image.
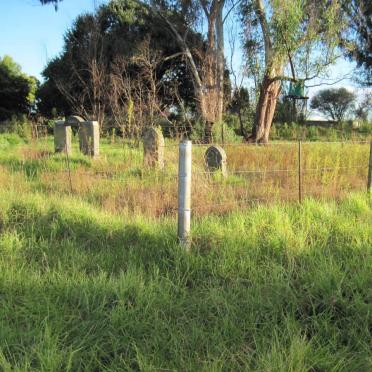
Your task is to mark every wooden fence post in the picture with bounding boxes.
[178,140,192,248]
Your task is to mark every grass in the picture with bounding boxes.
[0,133,371,370]
[0,188,371,370]
[0,134,370,217]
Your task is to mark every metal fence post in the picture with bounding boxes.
[178,140,192,248]
[368,141,372,194]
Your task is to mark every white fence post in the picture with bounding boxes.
[178,140,192,248]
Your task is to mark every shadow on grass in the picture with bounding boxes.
[0,197,371,370]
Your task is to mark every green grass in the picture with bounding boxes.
[0,133,371,370]
[0,188,371,371]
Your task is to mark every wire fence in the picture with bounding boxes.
[1,139,371,220]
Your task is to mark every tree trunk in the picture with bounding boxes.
[157,1,225,144]
[250,74,281,143]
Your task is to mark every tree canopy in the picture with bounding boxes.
[0,55,38,121]
[341,0,371,86]
[38,0,202,124]
[310,87,356,122]
[240,0,346,142]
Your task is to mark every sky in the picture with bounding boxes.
[0,0,368,119]
[0,0,103,79]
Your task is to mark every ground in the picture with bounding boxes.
[0,133,371,370]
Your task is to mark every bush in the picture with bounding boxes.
[212,121,241,143]
[0,115,32,142]
[0,133,24,150]
[357,121,372,135]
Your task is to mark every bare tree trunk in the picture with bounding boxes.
[251,74,281,143]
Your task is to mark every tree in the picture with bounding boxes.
[228,87,251,136]
[354,92,372,120]
[0,55,38,121]
[41,0,234,142]
[310,87,356,122]
[38,1,200,126]
[340,0,371,86]
[147,0,235,142]
[241,0,346,143]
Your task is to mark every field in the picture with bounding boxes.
[0,133,370,217]
[0,133,371,370]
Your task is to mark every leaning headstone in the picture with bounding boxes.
[143,127,164,168]
[79,121,100,157]
[205,145,227,176]
[54,120,72,154]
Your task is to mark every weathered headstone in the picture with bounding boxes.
[65,115,85,127]
[54,120,72,154]
[143,127,164,168]
[205,145,227,176]
[79,121,100,157]
[54,116,100,157]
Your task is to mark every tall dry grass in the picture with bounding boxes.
[1,136,370,217]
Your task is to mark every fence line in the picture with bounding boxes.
[192,140,370,147]
[178,140,372,244]
[2,138,371,247]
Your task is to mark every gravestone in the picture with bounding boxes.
[54,120,72,154]
[205,145,227,176]
[143,127,164,168]
[79,121,100,157]
[65,115,85,127]
[54,116,100,157]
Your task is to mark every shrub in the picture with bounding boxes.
[0,133,24,150]
[0,115,32,142]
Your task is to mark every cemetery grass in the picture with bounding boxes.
[0,186,371,370]
[0,134,371,370]
[0,134,371,217]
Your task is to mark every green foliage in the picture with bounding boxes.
[38,0,200,119]
[310,88,356,122]
[0,55,38,121]
[270,120,371,141]
[0,133,24,150]
[1,116,32,142]
[242,0,346,80]
[340,0,372,86]
[211,121,240,143]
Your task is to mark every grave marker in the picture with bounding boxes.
[79,121,100,157]
[54,120,72,154]
[143,127,164,168]
[205,145,227,176]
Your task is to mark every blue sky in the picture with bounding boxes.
[0,0,103,79]
[0,0,367,119]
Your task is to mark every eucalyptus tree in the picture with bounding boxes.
[242,0,347,143]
